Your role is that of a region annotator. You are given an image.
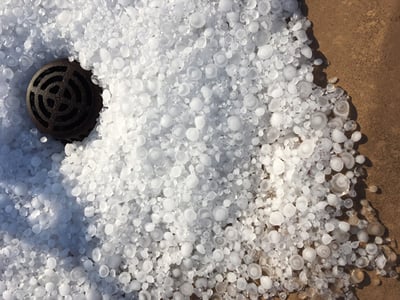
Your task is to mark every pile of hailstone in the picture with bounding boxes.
[0,0,397,299]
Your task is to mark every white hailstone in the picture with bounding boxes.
[104,224,114,235]
[185,174,199,189]
[243,94,258,109]
[258,1,271,15]
[296,196,308,212]
[316,245,331,258]
[218,0,233,12]
[282,203,296,218]
[186,128,200,141]
[260,276,273,290]
[187,66,202,81]
[247,263,262,280]
[289,255,304,271]
[113,57,125,69]
[227,115,242,131]
[180,282,194,296]
[330,173,350,195]
[270,112,284,128]
[225,226,238,241]
[257,45,274,60]
[58,284,70,296]
[190,97,203,112]
[272,159,285,175]
[330,156,344,172]
[14,183,28,196]
[310,112,328,130]
[300,46,312,59]
[340,152,355,169]
[46,257,57,269]
[321,234,333,245]
[213,249,224,262]
[283,65,297,81]
[213,206,228,221]
[298,139,315,158]
[248,21,259,33]
[92,248,102,262]
[194,115,206,129]
[269,211,284,226]
[365,243,378,255]
[204,64,217,78]
[119,272,131,285]
[189,12,206,28]
[331,129,347,143]
[333,100,350,118]
[236,278,248,290]
[213,51,228,67]
[357,230,369,243]
[268,230,281,243]
[181,242,193,258]
[355,155,366,164]
[338,221,350,232]
[351,131,362,142]
[302,247,316,262]
[170,166,182,178]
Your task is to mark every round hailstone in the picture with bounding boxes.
[330,173,350,195]
[270,112,283,128]
[204,64,217,78]
[213,51,228,67]
[260,276,273,290]
[332,129,347,143]
[351,131,362,142]
[272,159,285,175]
[297,139,315,158]
[283,65,297,81]
[316,245,331,258]
[190,97,203,112]
[257,45,274,60]
[185,174,199,189]
[189,12,206,28]
[194,115,206,129]
[333,100,350,118]
[289,255,304,271]
[247,263,262,280]
[243,94,258,109]
[186,128,200,141]
[302,247,317,262]
[282,203,296,218]
[310,112,328,130]
[269,211,284,226]
[213,206,228,221]
[300,46,312,59]
[218,0,233,12]
[227,115,242,131]
[330,156,344,172]
[268,230,281,243]
[213,249,224,262]
[58,284,70,297]
[181,242,193,258]
[340,152,355,169]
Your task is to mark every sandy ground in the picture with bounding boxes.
[303,0,400,299]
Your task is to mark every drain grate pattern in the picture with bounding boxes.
[26,59,103,142]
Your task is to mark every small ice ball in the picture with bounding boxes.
[333,100,350,118]
[282,203,296,218]
[257,45,274,60]
[332,129,347,143]
[365,243,378,255]
[289,255,304,271]
[187,66,202,81]
[213,206,228,221]
[58,283,70,296]
[321,234,333,245]
[338,221,350,232]
[298,139,315,158]
[190,12,206,28]
[316,245,331,258]
[247,263,262,280]
[302,247,316,262]
[186,128,200,141]
[283,65,297,81]
[330,156,344,172]
[218,0,233,12]
[272,159,285,175]
[185,174,199,189]
[340,152,355,169]
[357,230,369,243]
[180,282,194,296]
[260,276,273,290]
[227,115,242,131]
[330,173,350,195]
[243,94,258,109]
[104,224,114,235]
[194,115,206,129]
[351,131,362,142]
[268,230,281,243]
[181,242,193,258]
[269,211,284,226]
[213,51,228,67]
[270,112,283,128]
[355,155,366,164]
[213,249,224,262]
[14,183,28,196]
[190,97,203,112]
[310,112,328,130]
[300,46,312,59]
[205,64,217,78]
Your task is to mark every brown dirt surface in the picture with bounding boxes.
[290,0,400,299]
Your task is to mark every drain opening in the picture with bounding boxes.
[26,59,103,142]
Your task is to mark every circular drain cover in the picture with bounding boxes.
[26,59,103,142]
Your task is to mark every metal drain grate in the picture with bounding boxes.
[26,59,103,142]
